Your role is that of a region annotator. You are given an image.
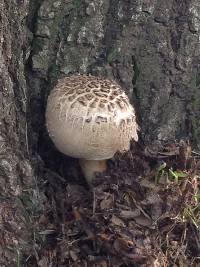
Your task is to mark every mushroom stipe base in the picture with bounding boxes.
[79,159,107,184]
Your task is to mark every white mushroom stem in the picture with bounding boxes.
[79,159,107,184]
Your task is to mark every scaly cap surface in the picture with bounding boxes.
[46,74,138,160]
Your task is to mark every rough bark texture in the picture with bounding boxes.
[0,1,45,266]
[0,0,199,265]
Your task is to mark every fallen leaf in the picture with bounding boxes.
[69,250,78,262]
[100,193,114,210]
[134,215,153,227]
[111,215,125,227]
[119,209,141,219]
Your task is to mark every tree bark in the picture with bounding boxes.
[30,0,200,149]
[0,1,45,266]
[0,0,199,265]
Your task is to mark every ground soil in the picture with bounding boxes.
[31,140,200,267]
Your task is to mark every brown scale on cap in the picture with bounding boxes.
[46,74,138,184]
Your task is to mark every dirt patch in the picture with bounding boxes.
[27,141,200,266]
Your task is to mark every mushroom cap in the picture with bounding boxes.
[46,74,138,160]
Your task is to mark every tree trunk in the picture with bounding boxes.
[30,0,200,149]
[0,0,199,265]
[0,1,45,266]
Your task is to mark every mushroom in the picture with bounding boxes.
[46,74,138,184]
